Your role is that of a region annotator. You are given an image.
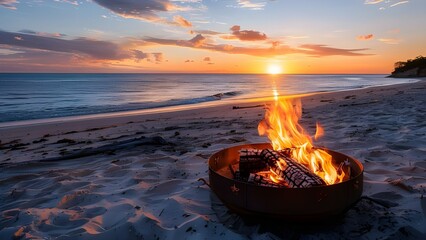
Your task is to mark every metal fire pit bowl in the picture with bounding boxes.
[208,143,363,222]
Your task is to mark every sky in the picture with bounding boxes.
[0,0,425,74]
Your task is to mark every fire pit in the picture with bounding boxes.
[208,143,363,221]
[207,95,363,221]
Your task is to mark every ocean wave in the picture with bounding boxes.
[0,91,243,123]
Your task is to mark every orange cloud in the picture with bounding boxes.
[357,34,374,41]
[378,38,400,44]
[173,15,192,28]
[145,34,371,57]
[228,25,267,41]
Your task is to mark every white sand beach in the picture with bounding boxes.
[1,79,425,239]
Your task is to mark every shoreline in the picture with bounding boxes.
[0,78,420,131]
[0,74,418,127]
[1,78,425,239]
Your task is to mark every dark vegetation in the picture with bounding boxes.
[390,56,426,77]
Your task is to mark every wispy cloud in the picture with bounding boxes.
[364,0,384,4]
[390,1,409,7]
[190,29,222,35]
[365,0,410,9]
[54,0,79,6]
[236,0,266,10]
[378,38,400,44]
[0,0,18,9]
[357,34,374,41]
[145,34,371,57]
[173,15,192,28]
[286,35,310,39]
[19,29,67,38]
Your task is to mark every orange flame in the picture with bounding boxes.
[258,98,345,185]
[314,122,324,140]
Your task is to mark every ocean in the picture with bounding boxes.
[0,73,418,123]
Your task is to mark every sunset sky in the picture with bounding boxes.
[0,0,425,74]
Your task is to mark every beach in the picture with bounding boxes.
[1,79,425,239]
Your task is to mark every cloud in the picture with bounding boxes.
[190,29,222,35]
[173,15,192,28]
[19,29,67,38]
[92,0,193,27]
[188,34,206,47]
[390,1,409,7]
[357,34,374,40]
[236,0,266,10]
[0,0,18,9]
[0,30,128,60]
[55,0,79,5]
[93,0,173,21]
[184,59,194,63]
[365,0,409,9]
[133,50,163,62]
[145,34,371,58]
[225,25,267,41]
[298,44,370,57]
[364,0,384,4]
[203,57,211,61]
[378,38,400,44]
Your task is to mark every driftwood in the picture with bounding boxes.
[38,136,170,162]
[232,104,264,110]
[0,136,171,169]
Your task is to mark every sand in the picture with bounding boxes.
[1,79,425,239]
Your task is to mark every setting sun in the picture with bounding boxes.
[267,64,283,75]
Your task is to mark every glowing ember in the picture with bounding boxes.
[258,97,345,185]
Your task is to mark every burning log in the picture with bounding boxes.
[236,148,328,188]
[239,148,268,178]
[261,149,326,188]
[247,173,284,188]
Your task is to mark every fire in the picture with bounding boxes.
[258,97,345,185]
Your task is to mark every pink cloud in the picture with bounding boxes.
[357,34,374,41]
[0,0,18,9]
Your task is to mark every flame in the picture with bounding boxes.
[314,122,324,140]
[258,97,345,185]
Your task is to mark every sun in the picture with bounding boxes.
[267,64,283,75]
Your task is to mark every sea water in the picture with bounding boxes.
[0,73,417,123]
